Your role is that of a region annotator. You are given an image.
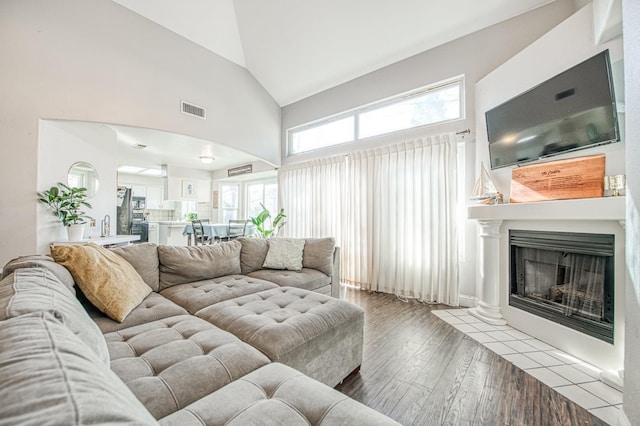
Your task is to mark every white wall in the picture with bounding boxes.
[0,0,280,266]
[280,0,577,303]
[622,0,640,423]
[37,120,118,251]
[281,0,577,158]
[163,165,212,203]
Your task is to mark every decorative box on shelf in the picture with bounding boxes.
[509,154,606,203]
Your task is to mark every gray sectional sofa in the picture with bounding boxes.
[0,237,399,425]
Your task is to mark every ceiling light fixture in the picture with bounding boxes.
[199,156,215,164]
[139,168,163,177]
[117,165,145,174]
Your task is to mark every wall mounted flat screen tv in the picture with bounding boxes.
[486,50,620,170]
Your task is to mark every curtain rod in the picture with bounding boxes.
[456,129,471,135]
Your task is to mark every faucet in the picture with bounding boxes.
[101,215,111,237]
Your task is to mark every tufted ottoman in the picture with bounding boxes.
[195,287,364,387]
[160,363,399,426]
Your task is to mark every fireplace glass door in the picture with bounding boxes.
[510,230,614,343]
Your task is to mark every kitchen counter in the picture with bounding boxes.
[51,235,140,247]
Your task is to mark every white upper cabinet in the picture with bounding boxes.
[146,186,163,209]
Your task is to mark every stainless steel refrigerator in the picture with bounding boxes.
[116,186,132,235]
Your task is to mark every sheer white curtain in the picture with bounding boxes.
[345,133,459,305]
[279,132,460,306]
[278,156,346,242]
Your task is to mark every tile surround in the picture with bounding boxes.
[432,308,623,425]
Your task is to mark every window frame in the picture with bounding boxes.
[287,76,465,156]
[219,183,240,222]
[246,179,278,220]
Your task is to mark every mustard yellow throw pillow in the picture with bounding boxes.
[51,243,152,322]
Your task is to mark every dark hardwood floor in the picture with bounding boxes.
[335,287,607,426]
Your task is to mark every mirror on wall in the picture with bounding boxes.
[67,161,100,198]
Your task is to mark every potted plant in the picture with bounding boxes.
[249,203,286,238]
[38,182,93,241]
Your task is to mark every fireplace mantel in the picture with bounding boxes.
[467,195,626,389]
[468,196,625,221]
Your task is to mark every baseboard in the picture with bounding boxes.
[616,408,632,426]
[458,294,477,308]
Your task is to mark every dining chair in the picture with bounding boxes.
[226,219,247,241]
[191,219,211,245]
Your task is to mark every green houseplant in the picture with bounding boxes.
[249,203,286,238]
[38,182,92,241]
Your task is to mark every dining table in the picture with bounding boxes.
[182,223,254,245]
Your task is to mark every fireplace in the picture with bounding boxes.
[509,230,614,343]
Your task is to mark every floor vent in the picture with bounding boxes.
[181,101,206,119]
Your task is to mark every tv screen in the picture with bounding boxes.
[486,50,620,170]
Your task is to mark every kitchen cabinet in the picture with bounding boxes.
[119,183,164,209]
[131,185,146,197]
[146,186,163,209]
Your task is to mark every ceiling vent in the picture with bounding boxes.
[181,101,206,119]
[132,144,147,150]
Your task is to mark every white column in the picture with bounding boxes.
[599,218,625,392]
[469,219,507,325]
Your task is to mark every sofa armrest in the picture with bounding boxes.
[331,246,341,298]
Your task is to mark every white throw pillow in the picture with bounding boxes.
[262,239,306,271]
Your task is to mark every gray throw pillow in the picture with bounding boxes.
[262,238,306,271]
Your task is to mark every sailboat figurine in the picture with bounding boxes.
[471,162,499,204]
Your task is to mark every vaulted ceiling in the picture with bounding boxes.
[111,0,561,106]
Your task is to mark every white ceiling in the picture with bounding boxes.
[112,124,261,172]
[50,120,261,173]
[112,0,558,106]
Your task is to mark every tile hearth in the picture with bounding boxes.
[432,309,622,425]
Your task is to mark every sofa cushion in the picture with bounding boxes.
[1,254,76,294]
[262,238,306,271]
[0,312,158,426]
[86,292,189,333]
[159,363,399,426]
[238,237,269,274]
[158,241,242,291]
[240,237,336,276]
[51,243,152,322]
[105,314,270,420]
[0,268,109,365]
[160,275,278,314]
[302,237,335,276]
[111,243,160,291]
[247,268,330,292]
